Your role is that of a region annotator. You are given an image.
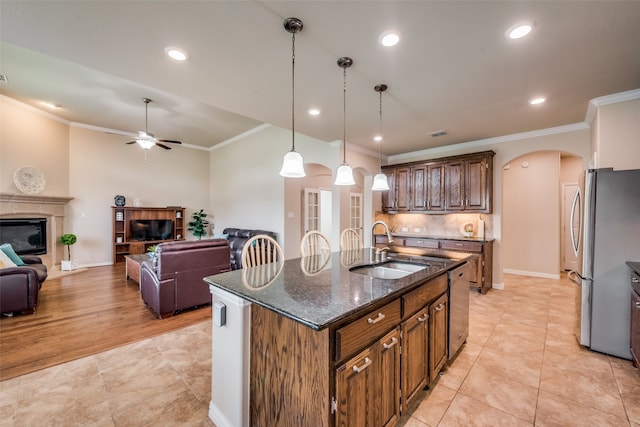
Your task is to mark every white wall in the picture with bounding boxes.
[211,125,379,258]
[68,126,210,266]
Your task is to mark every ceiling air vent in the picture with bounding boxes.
[429,129,447,137]
[0,74,8,83]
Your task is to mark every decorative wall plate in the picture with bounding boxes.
[13,166,46,194]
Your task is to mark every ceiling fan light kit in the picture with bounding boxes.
[334,56,355,186]
[126,98,183,151]
[279,17,306,178]
[371,83,390,191]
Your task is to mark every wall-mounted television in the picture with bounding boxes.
[130,219,174,241]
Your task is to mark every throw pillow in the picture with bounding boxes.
[0,250,17,269]
[0,243,26,266]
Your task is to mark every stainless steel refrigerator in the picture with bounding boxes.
[571,168,640,360]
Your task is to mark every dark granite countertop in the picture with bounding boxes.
[627,261,640,276]
[204,249,463,331]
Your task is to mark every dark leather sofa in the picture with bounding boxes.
[139,239,231,319]
[223,228,278,270]
[0,255,48,315]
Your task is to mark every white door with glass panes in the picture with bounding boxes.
[304,188,320,233]
[350,192,363,232]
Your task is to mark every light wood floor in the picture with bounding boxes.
[0,264,211,381]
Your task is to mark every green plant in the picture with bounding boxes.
[188,209,209,240]
[59,233,77,261]
[147,245,157,253]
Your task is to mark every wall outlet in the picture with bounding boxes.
[414,228,421,233]
[401,227,409,232]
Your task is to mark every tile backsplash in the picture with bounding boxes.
[375,212,493,239]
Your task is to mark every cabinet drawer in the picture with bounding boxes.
[404,238,440,249]
[336,299,401,362]
[440,240,483,253]
[403,274,448,317]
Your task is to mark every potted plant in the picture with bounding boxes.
[188,209,209,240]
[147,245,157,259]
[59,233,77,271]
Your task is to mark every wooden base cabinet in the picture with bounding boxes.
[335,328,400,427]
[401,292,448,410]
[248,274,448,427]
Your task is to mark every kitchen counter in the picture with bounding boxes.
[205,250,464,427]
[204,249,462,331]
[627,261,640,276]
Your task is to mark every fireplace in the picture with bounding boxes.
[0,218,47,255]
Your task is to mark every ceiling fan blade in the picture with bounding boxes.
[156,143,172,150]
[158,139,182,145]
[125,141,137,144]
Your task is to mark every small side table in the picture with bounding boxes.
[125,254,151,285]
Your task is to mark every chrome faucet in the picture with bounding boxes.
[371,220,394,261]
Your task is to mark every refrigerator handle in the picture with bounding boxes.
[570,187,582,257]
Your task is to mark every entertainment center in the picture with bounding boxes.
[111,206,185,264]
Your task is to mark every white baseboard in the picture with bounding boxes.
[492,282,505,290]
[503,269,560,280]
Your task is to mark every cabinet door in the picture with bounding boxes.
[381,168,396,211]
[336,348,375,427]
[411,165,428,211]
[401,308,429,408]
[465,157,488,211]
[395,167,411,211]
[375,329,401,427]
[429,294,448,379]
[445,161,465,211]
[427,163,445,211]
[631,290,640,367]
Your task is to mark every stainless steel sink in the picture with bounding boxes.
[349,261,427,279]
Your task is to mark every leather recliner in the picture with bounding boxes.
[0,255,48,315]
[222,228,277,270]
[139,239,231,319]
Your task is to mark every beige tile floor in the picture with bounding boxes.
[1,273,639,426]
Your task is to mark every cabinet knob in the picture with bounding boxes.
[635,302,640,309]
[352,357,372,373]
[632,277,639,283]
[367,313,386,324]
[435,303,445,312]
[418,313,429,322]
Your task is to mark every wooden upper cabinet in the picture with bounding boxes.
[466,156,488,211]
[427,163,445,211]
[395,167,411,211]
[381,169,396,211]
[444,160,465,211]
[381,151,493,214]
[411,165,428,211]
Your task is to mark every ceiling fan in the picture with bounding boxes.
[125,98,182,150]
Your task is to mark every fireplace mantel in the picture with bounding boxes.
[0,193,74,205]
[0,192,74,270]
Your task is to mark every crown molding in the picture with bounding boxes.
[389,122,588,163]
[210,123,272,151]
[1,95,70,125]
[584,88,640,126]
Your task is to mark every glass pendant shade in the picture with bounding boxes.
[279,149,306,177]
[371,172,390,191]
[335,163,356,186]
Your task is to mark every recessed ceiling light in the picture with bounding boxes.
[164,46,189,61]
[374,135,383,142]
[307,108,321,116]
[379,31,400,47]
[529,96,546,105]
[506,21,536,39]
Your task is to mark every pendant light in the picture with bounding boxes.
[334,57,355,186]
[279,17,306,178]
[371,84,390,191]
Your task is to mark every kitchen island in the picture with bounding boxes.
[204,249,465,427]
